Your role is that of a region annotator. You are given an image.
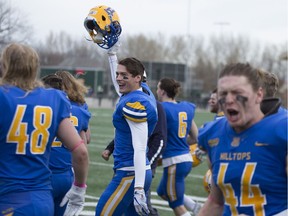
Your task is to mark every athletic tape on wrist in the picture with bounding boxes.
[73,181,87,188]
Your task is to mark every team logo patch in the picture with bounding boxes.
[126,101,145,110]
[2,207,14,216]
[231,137,240,147]
[255,142,269,147]
[208,138,219,147]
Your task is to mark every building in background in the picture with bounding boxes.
[41,66,104,98]
[40,60,206,107]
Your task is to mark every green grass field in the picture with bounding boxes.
[82,108,214,215]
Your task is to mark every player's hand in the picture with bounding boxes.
[195,147,205,162]
[157,155,163,167]
[134,188,149,216]
[60,184,86,216]
[101,149,111,161]
[107,39,121,55]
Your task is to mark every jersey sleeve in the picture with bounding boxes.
[198,120,218,152]
[108,54,121,97]
[126,119,148,188]
[147,102,167,166]
[122,101,147,123]
[56,90,71,120]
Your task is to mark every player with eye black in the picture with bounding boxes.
[84,6,158,215]
[198,63,287,216]
[95,56,157,216]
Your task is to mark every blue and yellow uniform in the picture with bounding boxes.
[157,101,196,209]
[50,101,91,216]
[96,86,157,216]
[0,86,71,216]
[214,111,225,120]
[198,111,287,216]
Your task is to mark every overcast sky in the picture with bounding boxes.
[8,0,287,45]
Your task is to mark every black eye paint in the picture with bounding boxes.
[218,95,248,107]
[236,95,248,107]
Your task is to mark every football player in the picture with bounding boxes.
[101,100,167,216]
[84,6,159,214]
[208,88,224,120]
[198,63,287,216]
[0,43,89,216]
[156,78,201,216]
[100,36,167,215]
[42,71,91,216]
[260,69,287,116]
[96,56,157,216]
[95,55,158,215]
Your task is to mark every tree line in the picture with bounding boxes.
[0,0,287,106]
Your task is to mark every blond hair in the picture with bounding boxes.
[0,43,43,90]
[219,63,263,92]
[55,70,88,105]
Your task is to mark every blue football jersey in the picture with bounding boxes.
[161,101,196,159]
[142,82,156,101]
[49,101,91,172]
[278,106,288,115]
[112,89,157,170]
[198,112,287,216]
[0,86,71,195]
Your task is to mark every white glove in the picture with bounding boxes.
[134,188,149,216]
[60,184,86,216]
[107,39,121,55]
[195,147,205,161]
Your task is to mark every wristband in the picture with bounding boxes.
[71,140,84,152]
[73,181,87,188]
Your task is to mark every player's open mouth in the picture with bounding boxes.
[117,82,124,87]
[118,83,126,90]
[226,108,239,122]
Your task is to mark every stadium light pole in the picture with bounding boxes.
[187,0,191,36]
[185,0,192,98]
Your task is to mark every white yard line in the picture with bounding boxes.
[89,161,204,179]
[81,194,207,216]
